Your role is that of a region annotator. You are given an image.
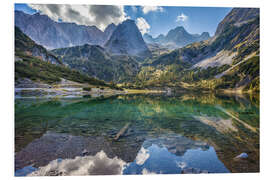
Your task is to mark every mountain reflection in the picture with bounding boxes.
[15,93,259,175]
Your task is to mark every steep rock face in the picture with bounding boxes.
[215,8,259,36]
[15,26,61,65]
[143,33,155,44]
[52,44,140,82]
[105,20,151,58]
[103,23,117,43]
[15,10,106,49]
[143,26,210,48]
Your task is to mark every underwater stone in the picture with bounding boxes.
[235,152,248,159]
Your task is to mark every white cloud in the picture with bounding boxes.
[176,13,188,22]
[28,4,128,31]
[136,17,151,35]
[141,6,164,14]
[28,151,127,176]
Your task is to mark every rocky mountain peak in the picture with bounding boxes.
[15,10,107,49]
[104,19,151,58]
[215,8,259,36]
[103,23,117,43]
[143,26,210,48]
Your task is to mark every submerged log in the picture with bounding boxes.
[114,123,131,141]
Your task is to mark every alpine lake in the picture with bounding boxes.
[15,92,259,176]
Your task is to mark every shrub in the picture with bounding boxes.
[83,87,92,91]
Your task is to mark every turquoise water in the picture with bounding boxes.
[15,93,259,175]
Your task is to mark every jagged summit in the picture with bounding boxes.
[15,10,107,49]
[215,8,259,36]
[143,26,210,48]
[103,23,117,43]
[105,19,151,58]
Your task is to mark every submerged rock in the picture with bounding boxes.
[235,152,248,159]
[82,149,89,156]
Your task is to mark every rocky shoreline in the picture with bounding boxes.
[15,78,165,99]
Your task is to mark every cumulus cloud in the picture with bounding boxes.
[141,6,164,14]
[136,17,151,35]
[28,151,127,176]
[176,13,188,22]
[28,4,127,31]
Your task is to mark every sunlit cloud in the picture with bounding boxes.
[176,13,188,22]
[28,4,128,31]
[136,17,151,35]
[141,6,164,14]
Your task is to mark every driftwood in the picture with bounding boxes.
[114,122,130,141]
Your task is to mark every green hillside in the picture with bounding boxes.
[15,27,117,89]
[52,44,140,83]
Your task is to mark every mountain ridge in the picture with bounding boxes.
[15,26,114,88]
[15,26,62,65]
[15,10,108,49]
[143,26,210,48]
[14,7,260,93]
[52,43,140,82]
[134,8,259,92]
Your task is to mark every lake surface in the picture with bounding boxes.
[15,93,259,176]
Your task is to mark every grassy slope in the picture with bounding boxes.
[15,27,122,89]
[15,26,62,65]
[52,44,140,83]
[187,56,259,92]
[15,52,108,86]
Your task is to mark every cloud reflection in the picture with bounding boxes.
[28,151,126,176]
[135,147,150,165]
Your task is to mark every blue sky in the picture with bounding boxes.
[15,4,232,37]
[125,6,232,37]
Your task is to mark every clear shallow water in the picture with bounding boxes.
[15,93,259,176]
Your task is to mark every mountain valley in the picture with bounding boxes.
[15,8,259,93]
